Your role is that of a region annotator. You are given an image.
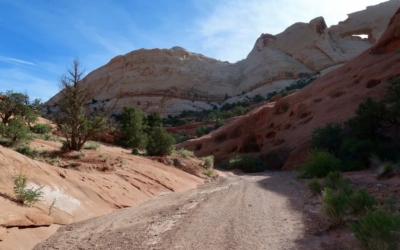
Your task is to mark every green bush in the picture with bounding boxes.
[16,146,35,157]
[346,98,387,141]
[178,148,194,158]
[31,124,52,134]
[298,150,342,178]
[338,137,375,171]
[0,115,30,143]
[349,210,400,250]
[146,127,175,156]
[218,155,266,173]
[349,189,377,216]
[311,122,343,155]
[307,179,322,195]
[83,141,100,150]
[202,169,214,177]
[117,107,147,149]
[202,155,214,168]
[323,171,350,191]
[322,187,351,225]
[196,125,207,137]
[14,172,44,206]
[214,118,225,129]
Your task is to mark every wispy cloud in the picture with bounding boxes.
[0,68,58,101]
[0,56,36,66]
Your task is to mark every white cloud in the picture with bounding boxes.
[0,56,36,66]
[193,0,389,62]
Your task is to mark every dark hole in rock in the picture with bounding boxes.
[314,98,322,103]
[366,79,381,88]
[299,112,309,119]
[299,116,313,125]
[266,131,276,139]
[329,91,346,98]
[196,144,202,151]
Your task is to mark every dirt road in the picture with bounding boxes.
[34,171,332,250]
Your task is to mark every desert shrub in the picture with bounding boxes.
[218,155,266,173]
[13,172,44,206]
[132,148,139,155]
[178,148,194,158]
[346,98,387,141]
[349,189,377,216]
[31,124,52,134]
[83,141,100,150]
[381,195,397,214]
[196,125,207,137]
[311,122,344,155]
[338,137,375,171]
[202,155,214,168]
[72,151,85,159]
[16,146,35,157]
[307,179,322,195]
[146,127,175,156]
[298,150,342,178]
[323,171,351,191]
[349,210,400,250]
[322,187,351,225]
[214,118,225,129]
[0,115,30,143]
[202,169,214,177]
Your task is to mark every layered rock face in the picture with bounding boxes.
[0,143,202,250]
[46,1,400,116]
[178,7,400,169]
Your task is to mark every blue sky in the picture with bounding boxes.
[0,0,388,101]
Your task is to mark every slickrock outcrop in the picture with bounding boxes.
[0,144,202,250]
[178,6,400,169]
[45,1,400,116]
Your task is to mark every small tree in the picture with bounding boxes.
[311,122,344,155]
[0,115,30,142]
[0,91,40,126]
[146,127,175,156]
[346,98,387,140]
[54,58,107,151]
[117,106,147,150]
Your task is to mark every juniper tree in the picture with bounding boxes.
[54,58,107,151]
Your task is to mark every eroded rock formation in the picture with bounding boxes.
[178,7,400,169]
[45,1,400,116]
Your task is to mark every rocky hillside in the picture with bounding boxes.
[45,0,400,117]
[178,6,400,169]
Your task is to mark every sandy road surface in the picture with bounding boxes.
[34,171,331,250]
